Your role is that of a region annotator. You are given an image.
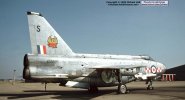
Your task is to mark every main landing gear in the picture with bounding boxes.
[146,78,154,90]
[118,84,127,94]
[117,69,127,94]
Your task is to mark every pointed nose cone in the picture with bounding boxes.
[160,63,166,73]
[163,64,167,73]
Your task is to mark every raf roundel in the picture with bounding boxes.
[151,65,157,74]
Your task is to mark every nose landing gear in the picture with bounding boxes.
[146,78,154,90]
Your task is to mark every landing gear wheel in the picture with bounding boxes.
[88,86,98,93]
[147,85,154,90]
[146,78,154,90]
[117,84,127,94]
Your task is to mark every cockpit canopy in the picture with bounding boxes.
[139,55,155,61]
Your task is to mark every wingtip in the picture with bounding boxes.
[27,11,42,16]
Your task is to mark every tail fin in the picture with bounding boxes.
[27,11,74,56]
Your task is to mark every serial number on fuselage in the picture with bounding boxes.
[46,60,57,64]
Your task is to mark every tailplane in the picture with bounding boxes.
[27,11,74,56]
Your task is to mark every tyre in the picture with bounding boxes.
[118,84,127,94]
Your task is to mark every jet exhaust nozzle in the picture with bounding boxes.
[23,54,31,79]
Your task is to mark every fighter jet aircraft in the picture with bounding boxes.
[23,11,166,94]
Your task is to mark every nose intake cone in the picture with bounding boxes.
[160,63,166,74]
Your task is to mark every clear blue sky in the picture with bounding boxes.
[0,0,185,79]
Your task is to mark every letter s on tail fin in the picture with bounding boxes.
[27,11,74,56]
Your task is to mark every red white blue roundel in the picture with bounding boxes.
[151,65,156,73]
